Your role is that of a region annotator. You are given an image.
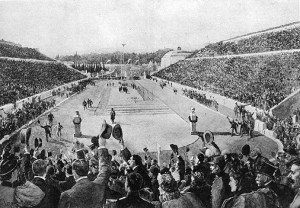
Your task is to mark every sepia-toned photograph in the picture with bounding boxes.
[0,0,300,207]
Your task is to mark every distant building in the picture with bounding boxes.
[160,47,192,69]
[0,39,22,47]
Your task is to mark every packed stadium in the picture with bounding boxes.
[0,1,300,208]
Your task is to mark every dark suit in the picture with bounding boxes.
[58,148,110,208]
[59,176,76,192]
[116,191,155,208]
[132,165,152,189]
[31,177,59,208]
[50,175,76,192]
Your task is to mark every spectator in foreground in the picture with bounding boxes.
[128,154,152,189]
[58,138,111,208]
[289,160,300,208]
[158,173,206,208]
[115,172,155,208]
[31,159,58,208]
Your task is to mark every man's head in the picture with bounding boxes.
[255,173,272,187]
[32,159,47,177]
[209,156,225,174]
[151,159,158,166]
[288,160,300,190]
[125,172,143,192]
[255,162,276,187]
[56,160,64,171]
[250,147,261,159]
[129,155,142,169]
[72,159,89,180]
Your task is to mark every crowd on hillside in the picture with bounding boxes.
[155,52,300,110]
[0,59,86,106]
[192,26,300,58]
[1,123,300,208]
[0,43,53,60]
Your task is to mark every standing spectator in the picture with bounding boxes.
[50,164,75,192]
[115,172,155,208]
[128,154,152,189]
[38,120,52,142]
[58,140,111,208]
[31,159,58,208]
[110,108,116,124]
[0,156,19,207]
[149,165,160,201]
[210,156,231,208]
[288,160,300,208]
[54,160,66,181]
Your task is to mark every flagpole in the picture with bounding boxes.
[122,43,126,80]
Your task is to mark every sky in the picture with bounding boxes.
[0,0,299,57]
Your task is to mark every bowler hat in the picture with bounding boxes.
[170,144,178,154]
[120,147,131,162]
[242,144,250,156]
[0,158,18,176]
[256,161,277,180]
[112,124,123,141]
[149,166,160,176]
[99,121,112,139]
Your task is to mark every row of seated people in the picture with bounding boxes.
[191,25,300,58]
[0,125,299,208]
[155,51,300,109]
[0,43,53,60]
[0,59,86,106]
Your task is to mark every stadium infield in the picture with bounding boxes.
[24,79,278,163]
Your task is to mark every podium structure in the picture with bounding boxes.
[73,110,82,137]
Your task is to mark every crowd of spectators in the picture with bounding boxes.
[255,108,300,152]
[1,124,300,208]
[0,99,56,141]
[0,79,93,141]
[0,43,53,61]
[0,59,86,106]
[154,51,300,110]
[192,26,300,58]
